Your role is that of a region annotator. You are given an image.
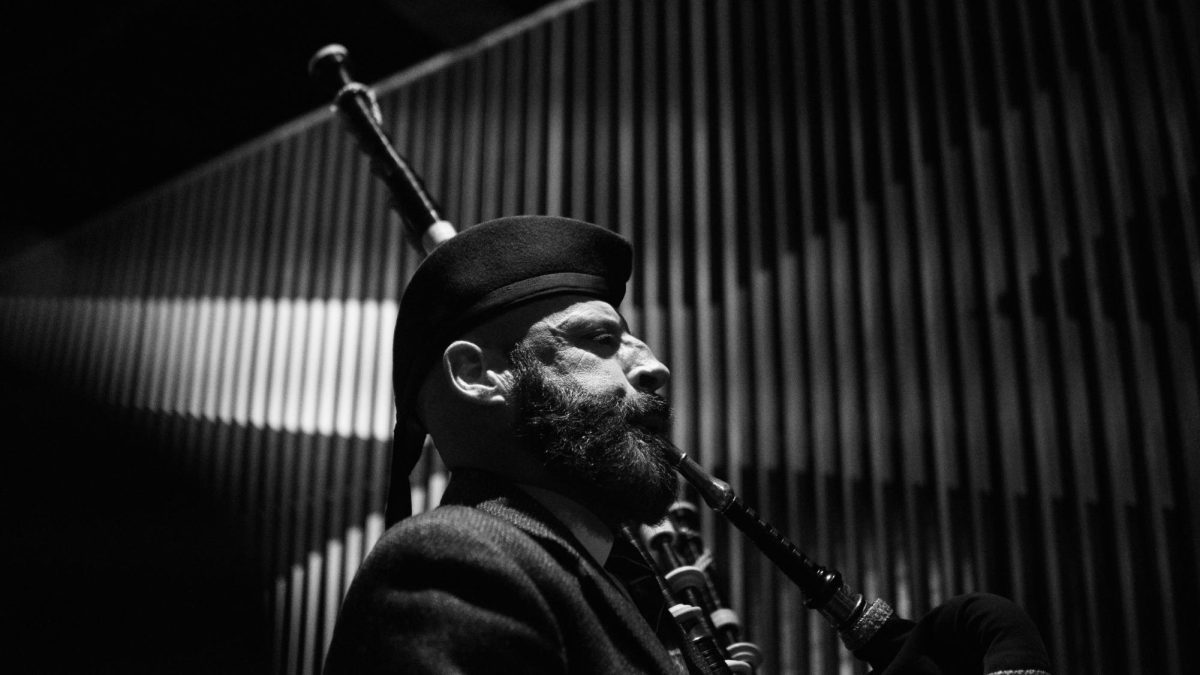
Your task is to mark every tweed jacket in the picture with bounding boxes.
[323,469,684,674]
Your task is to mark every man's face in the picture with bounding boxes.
[506,297,677,526]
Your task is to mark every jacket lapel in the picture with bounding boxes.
[439,470,682,674]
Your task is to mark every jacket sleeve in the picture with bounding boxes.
[323,514,567,675]
[858,593,1052,675]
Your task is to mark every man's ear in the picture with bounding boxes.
[442,340,509,405]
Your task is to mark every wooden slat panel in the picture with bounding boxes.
[544,13,568,216]
[590,0,615,228]
[1141,5,1200,628]
[523,27,548,215]
[638,0,664,365]
[685,0,719,560]
[442,63,467,225]
[500,37,526,217]
[613,0,637,316]
[568,5,594,220]
[1104,5,1191,669]
[861,0,897,617]
[304,128,341,673]
[164,175,207,463]
[833,2,867,628]
[662,0,693,464]
[764,4,808,668]
[112,204,153,413]
[956,0,1035,614]
[707,0,749,622]
[201,164,238,503]
[1075,2,1154,670]
[889,0,928,621]
[213,159,250,514]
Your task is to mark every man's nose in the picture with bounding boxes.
[625,340,670,393]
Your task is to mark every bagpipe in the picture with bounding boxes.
[309,44,1053,675]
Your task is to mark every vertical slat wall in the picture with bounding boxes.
[0,1,1196,672]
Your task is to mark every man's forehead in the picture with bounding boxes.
[467,294,626,345]
[539,297,627,330]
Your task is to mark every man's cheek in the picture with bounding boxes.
[570,370,628,400]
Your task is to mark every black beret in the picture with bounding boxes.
[389,215,632,496]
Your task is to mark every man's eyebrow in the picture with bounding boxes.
[552,312,625,333]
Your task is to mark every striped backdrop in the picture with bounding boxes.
[1,0,1197,673]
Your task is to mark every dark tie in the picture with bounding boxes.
[606,529,682,646]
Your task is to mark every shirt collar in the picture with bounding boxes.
[516,484,614,566]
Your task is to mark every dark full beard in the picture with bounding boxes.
[508,347,679,526]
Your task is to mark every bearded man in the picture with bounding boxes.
[323,216,689,674]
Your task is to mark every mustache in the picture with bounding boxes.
[520,384,672,436]
[621,392,671,433]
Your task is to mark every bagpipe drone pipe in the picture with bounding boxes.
[309,43,1053,675]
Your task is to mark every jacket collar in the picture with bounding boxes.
[437,468,591,560]
[437,469,683,674]
[515,482,615,566]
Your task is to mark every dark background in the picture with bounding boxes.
[2,2,550,671]
[2,0,555,261]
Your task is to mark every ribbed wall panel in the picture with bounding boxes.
[1,1,1196,672]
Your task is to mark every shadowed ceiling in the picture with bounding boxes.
[3,0,555,259]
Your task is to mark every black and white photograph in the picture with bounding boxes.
[2,1,1197,673]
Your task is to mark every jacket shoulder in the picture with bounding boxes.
[364,504,556,572]
[324,505,568,674]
